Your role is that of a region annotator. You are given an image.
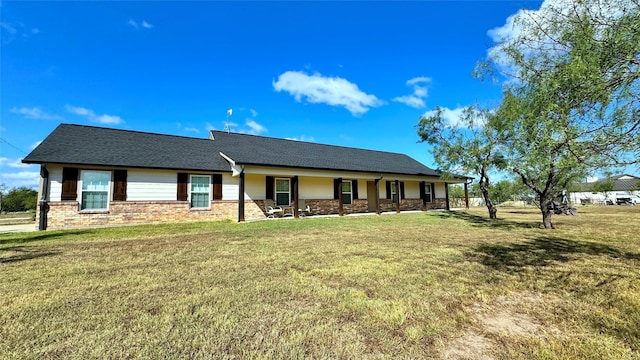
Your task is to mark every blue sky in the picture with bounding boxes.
[0,1,548,189]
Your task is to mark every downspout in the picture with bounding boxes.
[38,164,49,230]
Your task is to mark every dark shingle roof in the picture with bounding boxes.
[23,124,230,171]
[574,174,640,192]
[209,130,440,176]
[23,124,441,177]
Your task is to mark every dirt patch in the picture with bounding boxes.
[441,291,560,359]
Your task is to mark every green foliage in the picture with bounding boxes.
[416,106,500,218]
[481,0,639,227]
[2,187,38,213]
[590,180,614,195]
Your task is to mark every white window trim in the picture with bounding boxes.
[190,174,211,209]
[342,180,353,205]
[391,182,398,203]
[79,169,111,211]
[275,178,291,206]
[424,183,433,203]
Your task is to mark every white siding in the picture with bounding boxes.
[222,173,239,200]
[434,183,446,198]
[300,177,334,199]
[48,165,63,201]
[404,181,420,199]
[244,174,263,200]
[127,169,177,201]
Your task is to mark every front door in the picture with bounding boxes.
[367,181,377,212]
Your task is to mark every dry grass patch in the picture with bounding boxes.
[1,207,639,359]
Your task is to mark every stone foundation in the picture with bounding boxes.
[39,197,450,229]
[42,200,265,230]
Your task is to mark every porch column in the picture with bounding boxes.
[338,177,344,216]
[464,182,469,209]
[444,182,450,211]
[395,179,400,213]
[374,178,381,215]
[293,176,299,219]
[238,171,245,222]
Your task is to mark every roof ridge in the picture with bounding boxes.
[60,123,212,142]
[209,130,411,157]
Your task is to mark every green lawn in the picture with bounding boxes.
[1,206,639,359]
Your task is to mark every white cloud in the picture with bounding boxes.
[184,127,200,133]
[205,122,216,131]
[0,21,17,34]
[487,0,631,73]
[245,119,267,135]
[249,109,258,118]
[393,77,431,108]
[286,135,316,142]
[0,157,31,169]
[0,170,40,189]
[422,106,487,129]
[29,141,42,150]
[273,71,384,116]
[129,19,153,30]
[65,105,124,125]
[10,107,62,120]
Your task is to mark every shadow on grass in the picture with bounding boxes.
[443,210,539,230]
[0,230,93,246]
[0,245,61,264]
[468,236,640,273]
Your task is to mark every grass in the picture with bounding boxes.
[1,206,639,359]
[0,211,35,225]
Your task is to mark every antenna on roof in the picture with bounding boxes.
[224,108,233,133]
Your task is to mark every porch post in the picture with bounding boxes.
[293,176,299,219]
[464,182,469,209]
[338,177,344,216]
[395,179,400,213]
[238,171,245,222]
[374,178,380,215]
[444,182,450,211]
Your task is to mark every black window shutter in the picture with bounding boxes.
[266,176,274,200]
[113,170,127,201]
[430,183,435,202]
[212,174,223,200]
[333,179,341,200]
[177,172,188,201]
[385,181,391,199]
[420,181,426,204]
[352,179,358,200]
[61,167,78,201]
[400,182,405,200]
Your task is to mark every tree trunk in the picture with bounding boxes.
[478,170,497,219]
[539,195,554,229]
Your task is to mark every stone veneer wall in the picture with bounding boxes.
[38,197,450,229]
[42,200,266,230]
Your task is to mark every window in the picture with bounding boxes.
[80,170,110,210]
[190,175,211,208]
[342,181,352,204]
[391,182,398,203]
[424,183,432,203]
[275,178,290,206]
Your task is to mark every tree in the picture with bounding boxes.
[417,106,502,219]
[590,180,615,202]
[2,187,38,213]
[482,0,639,228]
